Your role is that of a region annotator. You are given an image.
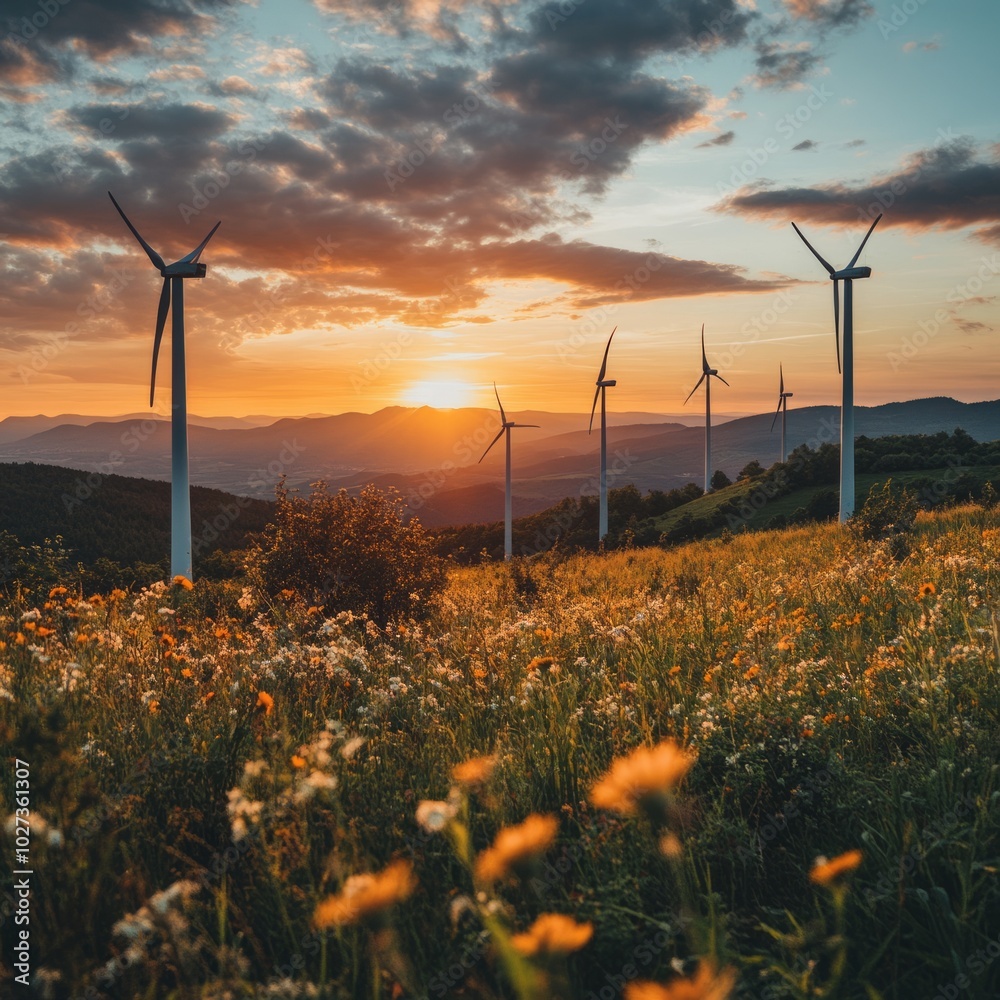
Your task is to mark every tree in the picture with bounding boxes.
[246,480,445,624]
[710,470,732,491]
[738,460,764,481]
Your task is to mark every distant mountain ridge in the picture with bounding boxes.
[0,398,996,528]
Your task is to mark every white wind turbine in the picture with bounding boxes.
[108,192,221,581]
[479,383,539,559]
[770,365,794,463]
[791,213,881,522]
[683,325,729,493]
[588,327,617,543]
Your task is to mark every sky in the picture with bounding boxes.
[1,0,998,419]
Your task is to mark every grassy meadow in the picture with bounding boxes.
[2,503,1000,998]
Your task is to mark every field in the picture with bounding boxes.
[2,505,1000,998]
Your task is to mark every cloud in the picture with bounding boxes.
[781,0,874,29]
[697,130,736,148]
[717,137,1000,239]
[902,38,940,53]
[792,139,818,151]
[750,39,823,89]
[954,319,992,336]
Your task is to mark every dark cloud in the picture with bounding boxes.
[792,139,818,151]
[782,0,873,30]
[65,103,235,141]
[697,130,736,148]
[2,0,247,64]
[954,319,992,336]
[751,39,823,89]
[718,138,1000,238]
[841,138,865,149]
[524,0,754,62]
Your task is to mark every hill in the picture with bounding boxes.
[0,462,273,582]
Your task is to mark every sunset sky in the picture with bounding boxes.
[1,0,998,419]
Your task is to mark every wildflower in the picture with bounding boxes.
[452,755,495,788]
[291,754,307,769]
[660,832,684,859]
[918,582,936,599]
[475,813,558,884]
[511,913,593,956]
[256,690,274,715]
[527,655,557,672]
[625,961,736,1000]
[416,799,458,833]
[341,736,365,760]
[313,859,415,927]
[810,849,863,886]
[589,741,695,817]
[171,575,194,591]
[148,700,159,715]
[48,586,68,598]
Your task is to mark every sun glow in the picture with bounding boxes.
[401,379,474,408]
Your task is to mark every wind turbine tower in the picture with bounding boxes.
[109,192,221,581]
[683,325,729,493]
[770,365,793,464]
[791,213,881,522]
[479,383,539,559]
[588,328,617,543]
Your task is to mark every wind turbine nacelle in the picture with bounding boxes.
[783,392,794,398]
[707,368,719,376]
[164,262,208,278]
[834,265,872,280]
[598,379,617,387]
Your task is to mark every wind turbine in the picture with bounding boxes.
[683,325,729,493]
[479,383,539,559]
[791,213,881,522]
[770,365,793,463]
[588,327,617,543]
[108,192,221,581]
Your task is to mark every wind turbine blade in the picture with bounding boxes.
[770,396,782,432]
[701,323,709,373]
[791,221,835,275]
[150,277,170,407]
[478,427,505,463]
[847,212,882,269]
[779,364,784,394]
[108,192,166,271]
[596,326,617,382]
[683,373,706,405]
[177,220,222,265]
[713,373,730,388]
[515,424,541,428]
[493,382,506,425]
[588,384,601,433]
[833,279,841,374]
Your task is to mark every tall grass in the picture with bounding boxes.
[1,505,999,997]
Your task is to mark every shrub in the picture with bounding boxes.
[246,480,445,624]
[710,469,732,490]
[849,478,919,544]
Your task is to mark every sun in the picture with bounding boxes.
[401,379,473,409]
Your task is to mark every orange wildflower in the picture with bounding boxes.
[291,755,307,769]
[171,575,194,591]
[918,582,936,599]
[256,691,274,715]
[810,849,863,886]
[313,859,415,927]
[589,741,696,816]
[511,913,593,956]
[625,962,736,1000]
[148,700,160,714]
[452,755,495,788]
[475,813,558,884]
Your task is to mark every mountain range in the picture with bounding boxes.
[0,397,996,528]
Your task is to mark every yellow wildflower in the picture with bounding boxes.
[511,913,593,956]
[625,962,736,1000]
[810,849,863,886]
[313,859,415,927]
[475,813,558,884]
[589,741,695,816]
